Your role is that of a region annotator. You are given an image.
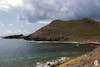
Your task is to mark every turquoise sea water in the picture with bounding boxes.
[0,38,95,67]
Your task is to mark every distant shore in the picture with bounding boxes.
[27,40,99,46]
[2,34,25,39]
[3,35,100,47]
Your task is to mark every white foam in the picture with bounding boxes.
[36,57,69,67]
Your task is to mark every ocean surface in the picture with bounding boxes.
[0,38,95,67]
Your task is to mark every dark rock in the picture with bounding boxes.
[3,34,24,39]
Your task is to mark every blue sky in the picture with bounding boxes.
[0,0,100,36]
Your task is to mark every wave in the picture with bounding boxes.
[36,57,69,67]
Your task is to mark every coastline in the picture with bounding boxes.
[26,40,100,43]
[57,46,100,67]
[27,40,100,47]
[2,37,100,67]
[38,46,100,67]
[57,41,100,67]
[30,40,98,67]
[33,41,100,67]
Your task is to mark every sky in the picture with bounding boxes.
[0,0,100,36]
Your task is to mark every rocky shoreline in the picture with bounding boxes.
[36,57,68,67]
[32,41,98,67]
[35,42,100,67]
[57,46,100,67]
[36,46,100,67]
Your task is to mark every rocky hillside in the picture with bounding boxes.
[24,18,100,41]
[57,47,100,67]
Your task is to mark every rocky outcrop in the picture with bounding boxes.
[3,34,24,39]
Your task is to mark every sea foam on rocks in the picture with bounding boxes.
[36,57,69,67]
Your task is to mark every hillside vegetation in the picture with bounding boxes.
[24,18,100,41]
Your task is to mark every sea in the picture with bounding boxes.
[0,37,95,67]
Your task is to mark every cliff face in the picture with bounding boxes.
[24,18,100,41]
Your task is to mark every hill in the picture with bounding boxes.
[24,18,100,41]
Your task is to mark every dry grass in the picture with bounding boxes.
[57,47,100,67]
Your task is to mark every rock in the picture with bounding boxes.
[94,60,99,66]
[3,34,24,39]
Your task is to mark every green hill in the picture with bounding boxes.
[24,18,100,41]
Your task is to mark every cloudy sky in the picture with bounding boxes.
[0,0,100,36]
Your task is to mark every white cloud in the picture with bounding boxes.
[0,0,100,24]
[0,0,24,11]
[1,0,23,7]
[0,1,10,11]
[7,0,23,7]
[37,20,52,24]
